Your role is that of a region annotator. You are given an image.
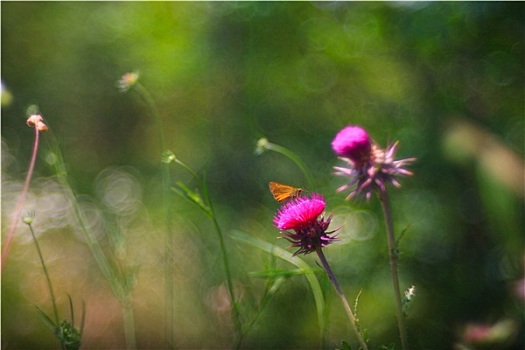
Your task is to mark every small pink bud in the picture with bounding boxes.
[26,114,43,127]
[26,114,48,132]
[331,126,372,163]
[36,121,48,132]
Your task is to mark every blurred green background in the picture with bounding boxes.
[2,2,523,349]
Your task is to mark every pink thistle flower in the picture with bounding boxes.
[274,194,325,230]
[274,194,337,255]
[331,126,372,165]
[333,126,415,201]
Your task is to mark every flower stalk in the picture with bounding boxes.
[2,114,47,271]
[332,125,415,350]
[379,189,409,350]
[120,72,174,347]
[46,122,135,349]
[274,194,367,349]
[316,249,369,350]
[26,215,85,350]
[256,138,314,189]
[171,160,243,347]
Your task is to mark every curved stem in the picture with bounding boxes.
[203,184,242,347]
[47,130,135,348]
[134,82,166,151]
[263,141,315,189]
[378,189,409,350]
[316,249,368,350]
[2,127,40,270]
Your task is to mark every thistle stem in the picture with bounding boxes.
[316,249,368,350]
[378,189,409,350]
[2,127,41,270]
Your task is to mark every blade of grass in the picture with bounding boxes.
[249,267,322,279]
[231,230,326,333]
[34,305,58,333]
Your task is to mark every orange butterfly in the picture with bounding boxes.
[269,182,304,203]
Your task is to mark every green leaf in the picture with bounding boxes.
[34,304,58,333]
[336,340,352,350]
[231,230,326,332]
[172,182,210,215]
[249,267,322,279]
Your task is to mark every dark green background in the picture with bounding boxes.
[2,2,523,349]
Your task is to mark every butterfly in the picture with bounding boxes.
[269,182,304,203]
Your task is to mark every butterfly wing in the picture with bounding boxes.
[269,182,303,203]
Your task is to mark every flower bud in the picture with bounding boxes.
[331,125,372,163]
[118,71,139,92]
[26,114,48,132]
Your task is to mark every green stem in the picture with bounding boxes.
[28,223,60,327]
[203,185,243,347]
[46,132,135,349]
[378,189,409,350]
[263,141,314,189]
[132,82,175,348]
[162,160,175,349]
[316,249,368,350]
[47,132,117,291]
[134,82,166,151]
[172,158,242,346]
[122,298,137,350]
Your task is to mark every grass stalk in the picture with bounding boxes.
[173,163,242,347]
[46,130,136,349]
[132,81,175,348]
[122,298,137,350]
[203,185,243,348]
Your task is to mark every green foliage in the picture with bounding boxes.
[336,340,352,350]
[232,230,327,335]
[34,295,85,350]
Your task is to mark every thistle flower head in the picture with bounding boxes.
[331,125,372,165]
[333,126,415,201]
[274,194,337,255]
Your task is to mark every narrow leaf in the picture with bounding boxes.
[231,230,326,331]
